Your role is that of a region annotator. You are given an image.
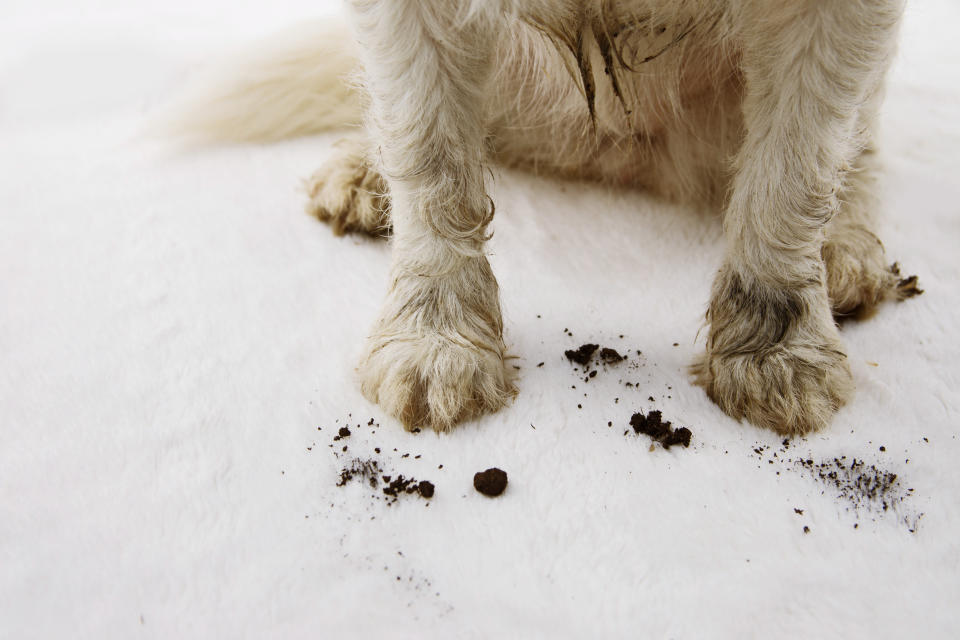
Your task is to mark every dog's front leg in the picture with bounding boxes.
[348,1,514,431]
[693,1,904,434]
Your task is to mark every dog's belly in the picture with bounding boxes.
[488,13,744,205]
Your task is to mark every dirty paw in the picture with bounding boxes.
[692,342,853,436]
[693,267,853,435]
[304,138,391,237]
[358,334,516,432]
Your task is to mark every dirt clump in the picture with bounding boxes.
[474,468,508,497]
[564,343,629,367]
[630,410,692,449]
[564,344,598,366]
[599,348,624,363]
[418,480,435,498]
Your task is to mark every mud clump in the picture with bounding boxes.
[599,347,624,363]
[630,410,692,449]
[474,468,508,497]
[417,480,435,498]
[564,344,627,367]
[565,344,598,366]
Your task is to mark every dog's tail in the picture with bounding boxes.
[160,18,362,144]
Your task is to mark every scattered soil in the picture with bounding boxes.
[561,336,692,450]
[750,442,923,533]
[329,417,435,505]
[337,460,435,504]
[630,410,692,449]
[798,457,902,510]
[474,468,508,497]
[337,458,381,488]
[382,474,435,502]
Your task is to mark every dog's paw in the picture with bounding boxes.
[692,340,853,435]
[358,259,516,431]
[692,267,853,435]
[358,333,516,432]
[304,138,391,237]
[822,223,921,317]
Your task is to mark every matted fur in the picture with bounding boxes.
[179,0,919,434]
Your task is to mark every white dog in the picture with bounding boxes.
[179,0,919,435]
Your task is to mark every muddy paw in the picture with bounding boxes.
[692,340,853,436]
[359,333,516,432]
[304,137,391,237]
[358,259,516,431]
[692,267,853,435]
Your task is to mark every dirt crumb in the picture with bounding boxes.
[474,468,508,497]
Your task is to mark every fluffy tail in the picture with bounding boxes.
[162,18,363,144]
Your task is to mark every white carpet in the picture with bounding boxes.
[2,2,959,638]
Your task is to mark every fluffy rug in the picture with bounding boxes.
[2,1,958,637]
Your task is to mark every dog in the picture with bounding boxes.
[176,0,920,435]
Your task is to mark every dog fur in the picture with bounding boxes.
[180,0,921,435]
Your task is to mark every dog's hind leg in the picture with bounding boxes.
[346,0,515,431]
[305,133,391,237]
[822,144,921,317]
[692,0,904,435]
